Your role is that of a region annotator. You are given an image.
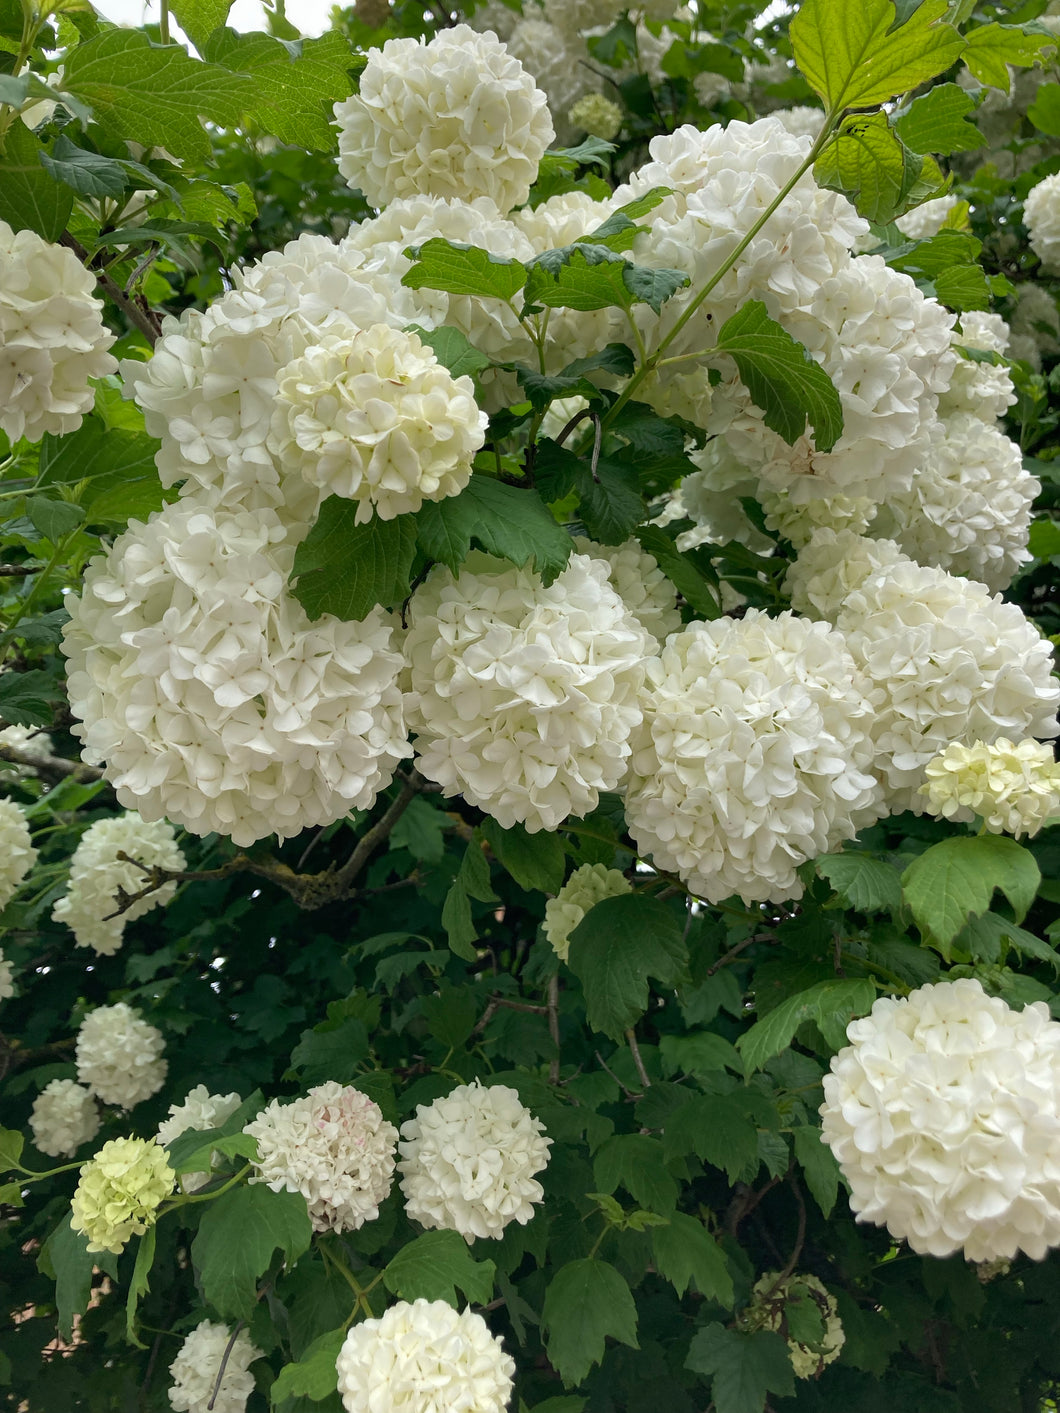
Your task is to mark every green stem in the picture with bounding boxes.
[1,527,81,641]
[839,951,910,993]
[321,1243,379,1322]
[159,0,171,44]
[158,1163,251,1214]
[12,1157,85,1181]
[587,1221,609,1260]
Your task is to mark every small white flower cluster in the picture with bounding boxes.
[1024,172,1060,274]
[937,311,1016,423]
[921,738,1060,838]
[75,1001,167,1109]
[0,220,117,444]
[821,979,1060,1262]
[29,1079,100,1158]
[157,1085,243,1193]
[51,811,186,956]
[568,92,624,141]
[335,1299,514,1413]
[507,17,601,146]
[0,796,37,912]
[0,947,11,1001]
[544,863,632,961]
[1010,282,1060,369]
[895,193,960,240]
[0,723,53,762]
[244,1081,399,1233]
[399,1080,551,1241]
[741,1272,845,1379]
[168,1320,263,1413]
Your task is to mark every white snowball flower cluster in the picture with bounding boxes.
[769,105,825,141]
[938,311,1016,423]
[506,18,601,146]
[921,738,1060,838]
[334,27,553,214]
[244,1081,398,1234]
[270,324,486,521]
[75,1001,167,1109]
[52,811,186,956]
[0,723,53,761]
[1024,172,1060,274]
[0,796,37,911]
[157,1085,243,1193]
[70,1135,176,1255]
[0,220,117,444]
[62,499,410,847]
[573,536,682,644]
[398,1080,551,1240]
[821,979,1060,1261]
[625,611,882,904]
[0,947,12,1002]
[786,529,909,621]
[895,193,960,240]
[741,1272,845,1379]
[404,553,652,832]
[168,1320,263,1413]
[1010,282,1060,369]
[335,1299,515,1413]
[544,863,632,961]
[30,1079,100,1158]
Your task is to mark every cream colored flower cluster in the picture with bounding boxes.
[157,1085,243,1193]
[335,1299,514,1413]
[821,979,1060,1262]
[1025,172,1060,274]
[741,1272,844,1379]
[0,947,12,1002]
[0,220,117,444]
[544,863,632,961]
[398,1080,551,1241]
[70,1135,176,1255]
[168,1320,263,1413]
[29,1078,100,1158]
[244,1081,399,1233]
[0,723,54,762]
[573,537,682,645]
[52,811,186,956]
[75,1001,167,1109]
[0,797,37,911]
[922,738,1060,838]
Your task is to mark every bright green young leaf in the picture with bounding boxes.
[593,1133,679,1213]
[270,1328,347,1404]
[1030,518,1060,560]
[901,834,1041,954]
[894,83,987,155]
[407,324,490,379]
[481,818,566,895]
[0,1129,24,1173]
[886,229,982,282]
[933,264,993,312]
[0,122,73,239]
[415,476,572,583]
[737,979,876,1073]
[203,30,355,151]
[651,1212,734,1304]
[542,1259,639,1387]
[125,1226,155,1348]
[963,23,1057,93]
[291,501,418,622]
[686,1323,795,1413]
[383,1229,495,1307]
[192,1184,313,1320]
[792,1125,841,1218]
[535,135,615,176]
[714,300,844,451]
[567,893,688,1041]
[402,238,527,301]
[791,0,963,113]
[168,0,233,50]
[817,853,903,913]
[815,113,924,224]
[0,1181,24,1207]
[0,670,63,727]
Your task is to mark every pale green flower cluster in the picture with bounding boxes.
[568,92,624,141]
[742,1271,845,1379]
[70,1136,176,1255]
[543,863,632,961]
[921,737,1060,838]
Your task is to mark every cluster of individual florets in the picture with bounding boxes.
[157,1085,243,1192]
[0,796,37,911]
[70,1135,176,1254]
[740,1272,845,1379]
[544,862,632,960]
[30,1079,100,1158]
[168,1321,264,1413]
[75,1001,167,1109]
[921,738,1060,838]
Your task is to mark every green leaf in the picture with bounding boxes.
[524,244,636,313]
[407,324,490,380]
[289,1017,370,1086]
[793,1125,841,1218]
[963,23,1057,93]
[0,1129,24,1173]
[578,459,646,545]
[192,1184,312,1320]
[737,979,876,1073]
[442,833,499,961]
[402,238,527,301]
[0,669,61,727]
[383,1229,495,1307]
[536,136,615,176]
[901,834,1041,954]
[38,1221,115,1343]
[24,496,85,544]
[815,112,926,224]
[291,501,418,622]
[0,1180,24,1207]
[390,795,447,865]
[1029,518,1060,560]
[651,1212,734,1304]
[790,0,963,112]
[714,300,844,451]
[415,476,572,583]
[566,894,688,1041]
[933,264,993,312]
[542,1259,639,1387]
[38,419,160,490]
[271,1328,346,1404]
[481,818,566,894]
[62,30,252,161]
[634,524,720,619]
[662,1094,760,1182]
[817,853,902,913]
[686,1323,795,1413]
[593,1134,678,1214]
[620,263,691,315]
[886,229,982,282]
[0,122,73,239]
[39,135,131,198]
[1029,80,1060,137]
[125,1226,155,1349]
[168,0,233,50]
[894,83,986,154]
[658,1031,743,1078]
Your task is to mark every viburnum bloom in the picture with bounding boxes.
[0,947,11,1002]
[0,219,117,443]
[398,1080,551,1240]
[243,1081,399,1234]
[30,1079,100,1159]
[334,26,554,214]
[403,552,652,832]
[335,1299,515,1413]
[921,738,1060,838]
[157,1085,243,1193]
[70,1136,176,1255]
[270,325,487,521]
[821,979,1060,1261]
[625,611,882,904]
[572,537,682,645]
[75,1001,167,1109]
[741,1272,845,1379]
[895,193,960,240]
[786,529,910,622]
[0,723,54,761]
[0,796,37,911]
[52,811,186,956]
[1024,172,1060,274]
[937,311,1016,424]
[168,1320,263,1413]
[544,863,632,961]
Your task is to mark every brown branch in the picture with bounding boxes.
[206,1320,245,1411]
[548,974,561,1084]
[474,993,550,1035]
[0,742,110,790]
[706,932,772,975]
[595,1048,641,1101]
[626,1026,651,1090]
[0,564,43,576]
[60,233,162,347]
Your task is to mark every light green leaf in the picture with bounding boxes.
[963,22,1057,93]
[402,238,527,301]
[0,122,73,239]
[651,1212,734,1304]
[168,0,233,50]
[37,419,159,489]
[24,496,85,545]
[203,30,354,151]
[593,1133,678,1214]
[542,1259,639,1387]
[714,300,844,451]
[815,113,924,224]
[415,476,573,584]
[291,501,418,622]
[383,1230,495,1307]
[1029,80,1060,137]
[961,912,1060,973]
[686,1323,795,1413]
[407,324,490,379]
[0,1128,24,1173]
[1029,518,1060,560]
[125,1226,155,1348]
[737,979,876,1073]
[793,1126,841,1218]
[901,835,1041,955]
[817,853,903,913]
[192,1184,313,1320]
[567,894,688,1041]
[164,1091,265,1175]
[894,83,987,154]
[271,1328,346,1404]
[481,818,566,895]
[524,244,635,313]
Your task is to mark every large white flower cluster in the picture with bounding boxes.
[741,1272,845,1379]
[70,1135,176,1255]
[75,1001,167,1109]
[0,796,37,911]
[1024,172,1060,274]
[786,528,909,622]
[335,1299,515,1413]
[821,979,1060,1262]
[573,537,682,644]
[0,220,117,444]
[244,1081,399,1234]
[544,862,632,961]
[168,1320,263,1413]
[334,26,553,214]
[52,811,186,956]
[157,1085,243,1193]
[921,738,1060,838]
[62,499,410,847]
[29,1079,100,1158]
[403,553,652,832]
[398,1080,551,1240]
[506,17,602,146]
[625,611,882,903]
[937,311,1016,423]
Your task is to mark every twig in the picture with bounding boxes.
[626,1027,651,1090]
[706,932,771,975]
[206,1320,244,1411]
[0,564,43,575]
[328,770,427,895]
[595,1048,641,1101]
[0,742,106,787]
[60,233,163,347]
[474,993,550,1035]
[548,974,560,1084]
[762,1172,807,1297]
